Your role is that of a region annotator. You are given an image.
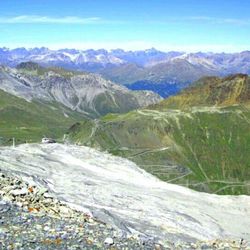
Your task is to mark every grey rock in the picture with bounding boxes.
[10,188,29,196]
[104,237,114,245]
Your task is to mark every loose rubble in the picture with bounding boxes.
[0,171,157,249]
[0,171,249,249]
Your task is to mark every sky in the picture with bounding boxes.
[0,0,250,52]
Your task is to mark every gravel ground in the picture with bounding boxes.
[0,171,249,250]
[0,200,158,250]
[0,171,160,250]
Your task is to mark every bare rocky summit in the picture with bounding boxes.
[0,64,162,118]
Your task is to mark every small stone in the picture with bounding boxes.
[15,242,23,248]
[59,206,71,215]
[61,233,69,239]
[28,187,34,193]
[221,242,229,247]
[43,198,53,204]
[15,202,23,207]
[88,218,94,223]
[44,225,50,231]
[200,244,210,250]
[154,244,162,250]
[112,230,123,238]
[10,188,28,196]
[190,243,197,248]
[86,237,93,244]
[35,224,42,229]
[104,237,114,245]
[36,188,48,196]
[43,192,53,198]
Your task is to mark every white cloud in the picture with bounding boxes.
[0,15,101,24]
[185,16,250,26]
[1,15,249,27]
[1,15,249,26]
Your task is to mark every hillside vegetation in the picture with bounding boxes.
[153,74,250,109]
[0,89,86,145]
[68,74,250,195]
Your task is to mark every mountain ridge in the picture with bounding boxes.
[0,63,162,118]
[1,47,250,69]
[153,74,250,109]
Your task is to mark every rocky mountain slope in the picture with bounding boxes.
[0,143,249,246]
[0,173,151,249]
[67,74,250,195]
[1,47,250,97]
[100,58,219,85]
[0,63,162,118]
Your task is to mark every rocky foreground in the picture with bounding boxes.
[0,173,248,250]
[0,143,250,249]
[0,172,157,249]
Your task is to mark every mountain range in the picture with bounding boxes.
[1,47,250,97]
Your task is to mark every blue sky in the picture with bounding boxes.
[0,0,249,52]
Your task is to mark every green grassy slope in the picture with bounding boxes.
[0,89,86,145]
[68,75,250,195]
[153,74,250,109]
